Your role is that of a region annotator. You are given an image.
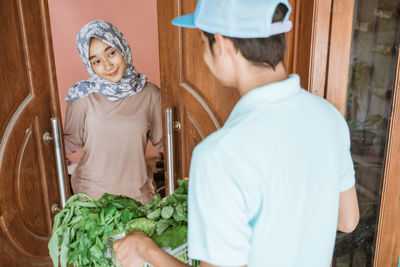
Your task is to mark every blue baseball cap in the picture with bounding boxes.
[172,0,292,38]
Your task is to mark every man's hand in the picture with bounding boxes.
[113,231,189,267]
[113,231,155,267]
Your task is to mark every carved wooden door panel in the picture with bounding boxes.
[157,0,240,184]
[0,0,67,265]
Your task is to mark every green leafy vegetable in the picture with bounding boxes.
[153,225,188,250]
[48,179,190,267]
[125,217,156,236]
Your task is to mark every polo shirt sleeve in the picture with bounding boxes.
[187,145,252,266]
[339,119,356,192]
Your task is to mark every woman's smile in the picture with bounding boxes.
[108,69,119,77]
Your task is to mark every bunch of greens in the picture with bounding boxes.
[48,179,189,267]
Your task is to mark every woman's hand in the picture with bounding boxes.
[113,231,155,267]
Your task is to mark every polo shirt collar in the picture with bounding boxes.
[226,74,302,125]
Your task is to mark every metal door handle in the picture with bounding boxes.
[50,117,68,208]
[43,132,53,143]
[51,203,61,214]
[173,121,182,131]
[164,108,175,195]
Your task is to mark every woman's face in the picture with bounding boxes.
[89,38,127,82]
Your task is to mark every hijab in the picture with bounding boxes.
[65,20,147,101]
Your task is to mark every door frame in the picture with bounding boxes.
[374,49,400,267]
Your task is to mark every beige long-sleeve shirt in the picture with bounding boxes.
[63,82,163,203]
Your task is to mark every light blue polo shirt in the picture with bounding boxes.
[187,74,355,266]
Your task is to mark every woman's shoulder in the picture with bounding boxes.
[134,82,161,104]
[142,82,160,96]
[66,94,90,108]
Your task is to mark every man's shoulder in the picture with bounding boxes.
[299,89,347,123]
[195,125,238,151]
[191,126,246,173]
[193,131,223,156]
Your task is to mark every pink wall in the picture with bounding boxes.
[48,0,161,162]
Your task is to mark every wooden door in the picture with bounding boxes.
[0,0,67,266]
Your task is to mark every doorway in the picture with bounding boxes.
[47,0,165,194]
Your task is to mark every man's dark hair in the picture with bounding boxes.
[203,4,288,69]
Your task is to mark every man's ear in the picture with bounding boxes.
[214,33,236,58]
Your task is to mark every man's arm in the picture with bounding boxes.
[114,231,247,267]
[337,185,359,233]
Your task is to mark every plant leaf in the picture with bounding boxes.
[60,227,70,267]
[147,208,161,220]
[161,206,174,219]
[156,219,171,235]
[48,227,63,267]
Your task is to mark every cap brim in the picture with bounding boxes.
[172,14,196,28]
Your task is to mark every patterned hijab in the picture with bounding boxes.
[65,20,147,101]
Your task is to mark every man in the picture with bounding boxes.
[114,0,359,266]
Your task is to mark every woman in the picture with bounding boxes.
[63,20,162,204]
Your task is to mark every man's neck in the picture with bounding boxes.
[236,61,288,97]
